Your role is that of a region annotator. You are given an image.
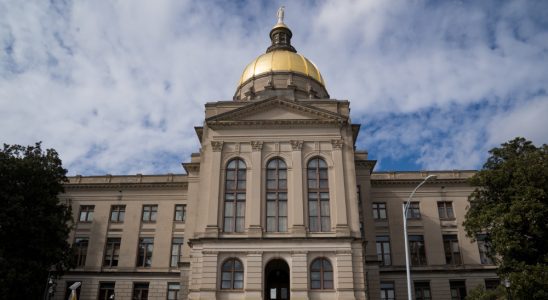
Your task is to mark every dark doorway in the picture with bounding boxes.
[265,259,290,300]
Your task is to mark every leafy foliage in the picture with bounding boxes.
[464,137,548,299]
[0,143,73,299]
[465,285,506,300]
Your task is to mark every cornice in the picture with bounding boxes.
[355,160,377,174]
[206,97,348,129]
[371,178,469,185]
[64,181,188,190]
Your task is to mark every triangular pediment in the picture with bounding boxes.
[206,97,347,128]
[240,106,315,120]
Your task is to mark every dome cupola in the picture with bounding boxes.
[234,7,329,101]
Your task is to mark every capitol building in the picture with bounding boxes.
[55,11,498,300]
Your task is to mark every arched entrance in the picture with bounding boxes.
[265,259,290,300]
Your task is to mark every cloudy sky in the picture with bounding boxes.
[1,0,547,175]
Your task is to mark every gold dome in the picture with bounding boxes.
[238,50,326,86]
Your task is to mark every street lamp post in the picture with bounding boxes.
[403,174,437,300]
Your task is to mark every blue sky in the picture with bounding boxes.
[1,0,547,175]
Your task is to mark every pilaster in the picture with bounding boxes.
[205,141,223,237]
[248,141,263,237]
[331,139,350,236]
[289,140,306,236]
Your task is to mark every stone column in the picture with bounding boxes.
[245,252,263,299]
[248,141,263,237]
[290,251,309,300]
[289,140,306,236]
[331,139,349,236]
[205,141,223,237]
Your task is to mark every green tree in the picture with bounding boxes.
[465,284,506,300]
[464,137,548,299]
[0,143,73,299]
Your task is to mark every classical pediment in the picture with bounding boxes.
[206,97,347,128]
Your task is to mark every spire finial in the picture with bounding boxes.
[277,6,285,24]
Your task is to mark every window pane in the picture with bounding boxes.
[320,201,330,216]
[267,201,276,217]
[310,271,320,280]
[224,218,233,231]
[267,217,276,232]
[234,272,243,281]
[279,217,287,232]
[234,280,243,289]
[309,201,318,216]
[236,202,245,217]
[321,216,330,231]
[235,217,245,232]
[309,217,318,232]
[224,203,234,217]
[279,201,287,216]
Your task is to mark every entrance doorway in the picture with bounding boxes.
[265,259,290,300]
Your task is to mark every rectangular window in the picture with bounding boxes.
[485,279,500,290]
[380,282,395,300]
[174,204,186,222]
[170,237,184,267]
[372,202,387,220]
[414,281,431,300]
[137,237,154,267]
[103,237,121,267]
[406,202,421,219]
[438,201,455,220]
[409,235,427,266]
[376,236,391,266]
[98,282,115,300]
[74,237,89,267]
[132,282,149,300]
[167,283,180,300]
[141,205,158,223]
[477,234,493,264]
[450,280,467,300]
[110,205,125,223]
[443,234,462,265]
[78,205,94,222]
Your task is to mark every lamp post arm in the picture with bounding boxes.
[403,174,436,300]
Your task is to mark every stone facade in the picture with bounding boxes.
[53,15,498,300]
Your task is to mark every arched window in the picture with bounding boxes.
[266,158,288,232]
[221,258,244,289]
[310,258,333,289]
[307,157,330,232]
[224,159,246,232]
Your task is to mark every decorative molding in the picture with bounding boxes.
[206,97,348,129]
[251,141,264,151]
[290,140,303,151]
[331,139,344,150]
[64,182,188,190]
[202,250,219,255]
[211,141,223,152]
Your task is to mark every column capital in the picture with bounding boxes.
[211,141,224,152]
[251,141,263,151]
[290,140,303,150]
[331,139,344,150]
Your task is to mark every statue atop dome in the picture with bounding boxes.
[277,6,285,24]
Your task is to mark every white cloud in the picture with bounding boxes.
[1,0,547,175]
